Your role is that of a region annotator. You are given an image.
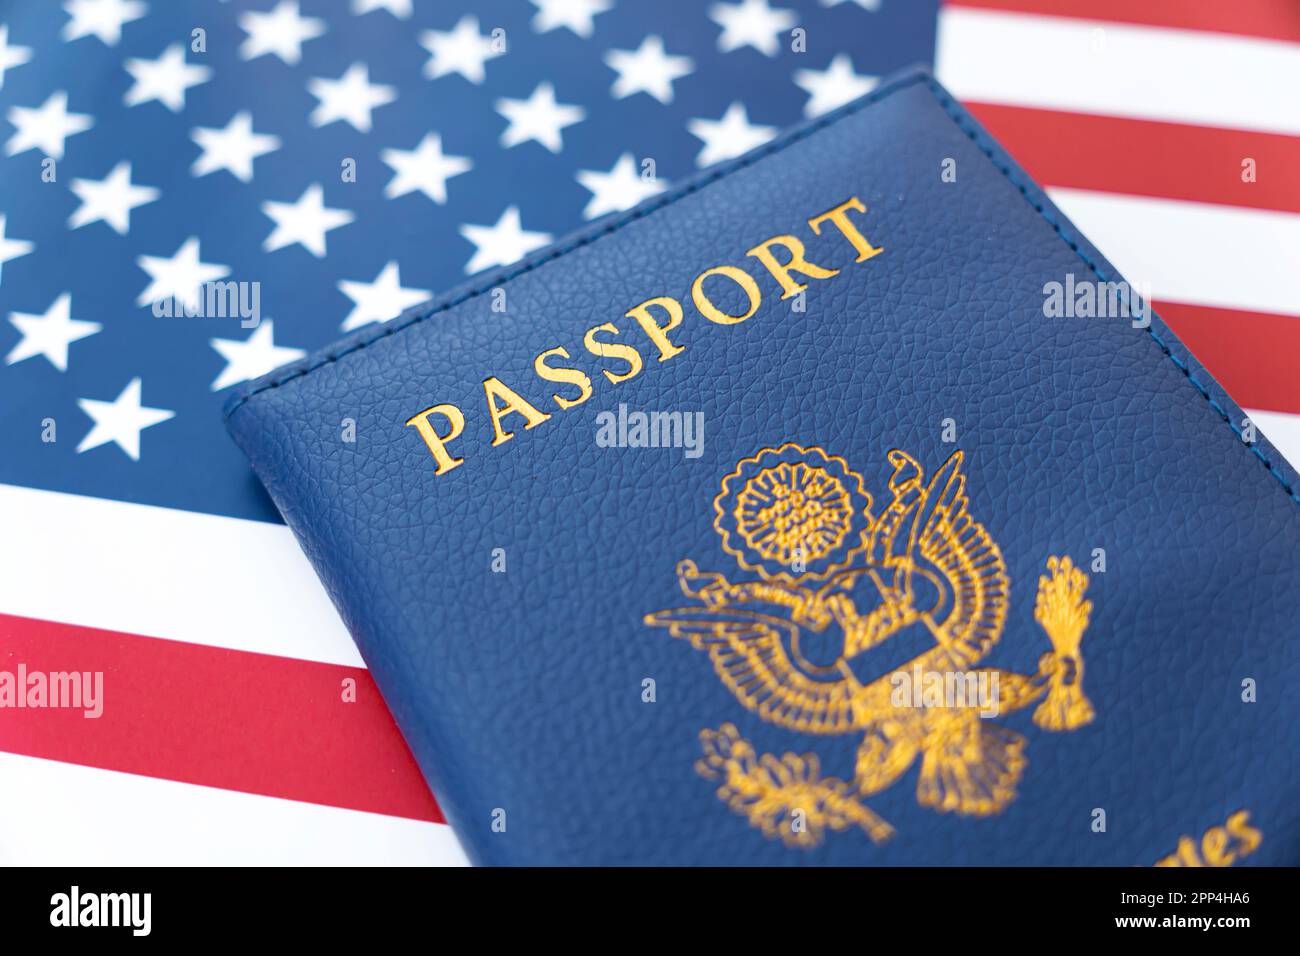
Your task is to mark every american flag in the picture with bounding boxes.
[0,0,1294,865]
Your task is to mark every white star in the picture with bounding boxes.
[62,0,146,47]
[209,321,306,391]
[124,44,211,112]
[262,184,354,257]
[6,293,100,372]
[709,0,798,56]
[337,261,430,332]
[576,154,667,220]
[239,0,326,65]
[191,111,281,182]
[0,215,34,280]
[0,25,33,89]
[496,82,584,153]
[460,207,551,275]
[352,0,411,18]
[136,237,230,310]
[605,35,693,105]
[794,53,877,118]
[307,62,396,133]
[5,91,93,159]
[530,0,611,38]
[419,16,501,85]
[687,102,776,168]
[68,161,159,234]
[821,0,880,9]
[381,133,471,204]
[76,378,174,460]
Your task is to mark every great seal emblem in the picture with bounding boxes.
[645,445,1095,848]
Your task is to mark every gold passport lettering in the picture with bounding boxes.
[405,197,883,475]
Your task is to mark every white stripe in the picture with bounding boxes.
[1044,188,1300,319]
[937,8,1300,136]
[1247,408,1300,472]
[0,483,361,667]
[0,752,468,865]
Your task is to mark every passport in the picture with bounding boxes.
[224,68,1300,866]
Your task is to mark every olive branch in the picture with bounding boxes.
[696,723,895,848]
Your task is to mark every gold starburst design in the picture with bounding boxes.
[713,444,872,581]
[735,462,853,566]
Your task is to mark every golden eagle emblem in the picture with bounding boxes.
[645,445,1095,848]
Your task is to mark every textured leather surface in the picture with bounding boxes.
[225,69,1300,866]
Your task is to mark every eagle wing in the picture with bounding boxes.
[905,451,1009,667]
[645,608,865,735]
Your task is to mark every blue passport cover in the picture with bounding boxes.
[225,68,1300,866]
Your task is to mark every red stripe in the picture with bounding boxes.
[965,103,1300,215]
[1156,301,1300,416]
[945,0,1300,44]
[0,614,443,823]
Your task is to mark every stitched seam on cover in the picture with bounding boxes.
[223,71,931,420]
[918,77,1300,507]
